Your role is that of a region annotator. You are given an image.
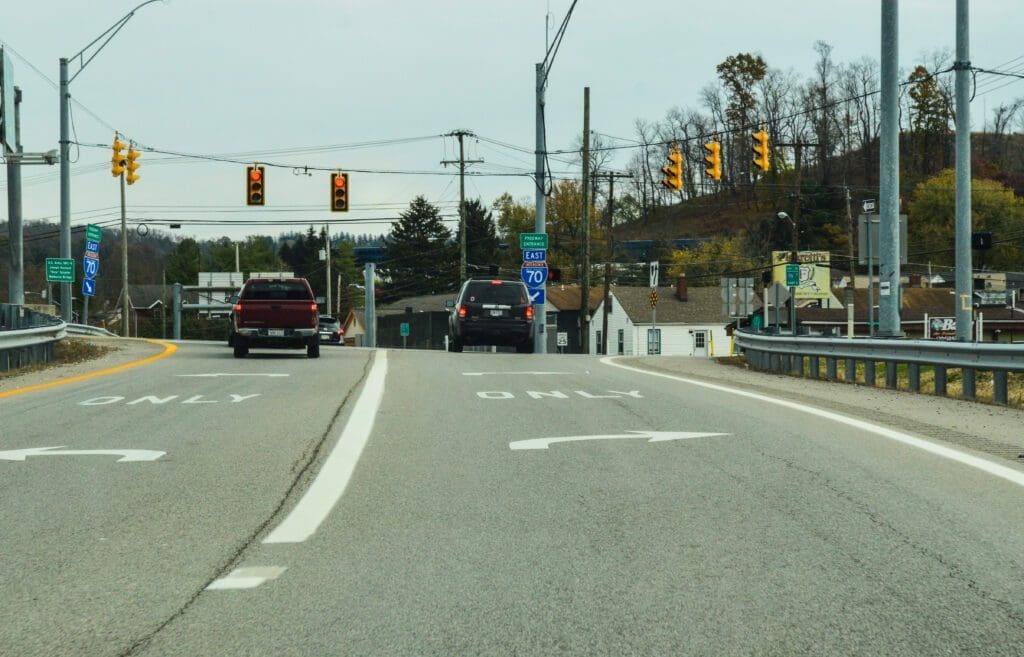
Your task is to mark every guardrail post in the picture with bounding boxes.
[826,357,837,381]
[962,368,976,400]
[791,354,803,377]
[810,356,820,379]
[845,358,856,383]
[885,362,898,389]
[908,363,920,392]
[993,370,1008,405]
[934,366,947,396]
[865,360,876,386]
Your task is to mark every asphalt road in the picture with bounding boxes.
[2,342,1023,656]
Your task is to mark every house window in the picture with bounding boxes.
[596,330,603,354]
[617,329,624,355]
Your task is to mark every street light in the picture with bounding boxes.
[59,0,165,323]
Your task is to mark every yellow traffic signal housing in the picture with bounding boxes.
[111,137,127,177]
[704,139,722,181]
[661,147,683,191]
[126,146,141,185]
[752,128,770,172]
[330,171,349,212]
[246,165,266,206]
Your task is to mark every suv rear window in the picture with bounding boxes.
[462,281,528,305]
[242,281,311,301]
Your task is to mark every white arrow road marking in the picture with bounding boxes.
[177,373,290,378]
[0,446,166,462]
[509,431,729,451]
[462,370,573,376]
[206,566,287,590]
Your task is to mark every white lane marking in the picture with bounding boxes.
[229,393,261,403]
[206,566,287,590]
[178,373,290,378]
[0,446,165,462]
[477,391,515,399]
[462,370,573,376]
[510,431,729,451]
[601,356,1024,489]
[263,351,388,544]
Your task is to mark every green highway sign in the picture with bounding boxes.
[85,224,102,243]
[519,232,548,250]
[46,258,75,283]
[785,264,800,287]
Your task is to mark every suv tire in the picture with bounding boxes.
[450,338,463,352]
[307,338,321,359]
[233,344,248,358]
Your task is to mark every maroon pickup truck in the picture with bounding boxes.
[230,278,320,358]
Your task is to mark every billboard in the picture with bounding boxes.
[771,251,831,300]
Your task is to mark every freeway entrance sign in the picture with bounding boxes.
[45,258,75,283]
[519,233,548,250]
[85,224,102,243]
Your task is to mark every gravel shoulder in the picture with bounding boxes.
[622,355,1024,465]
[0,337,166,395]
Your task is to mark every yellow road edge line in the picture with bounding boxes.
[0,339,178,400]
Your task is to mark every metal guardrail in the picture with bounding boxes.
[0,304,67,372]
[65,323,118,337]
[735,329,1024,405]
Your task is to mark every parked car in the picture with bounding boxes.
[318,315,344,343]
[230,278,320,358]
[447,278,534,353]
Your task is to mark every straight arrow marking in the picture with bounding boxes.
[509,431,729,451]
[0,446,166,462]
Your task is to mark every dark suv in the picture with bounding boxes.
[448,278,535,353]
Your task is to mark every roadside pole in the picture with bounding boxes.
[954,0,974,341]
[5,85,24,305]
[364,262,375,348]
[120,169,129,337]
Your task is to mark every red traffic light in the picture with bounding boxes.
[334,175,346,189]
[249,169,263,182]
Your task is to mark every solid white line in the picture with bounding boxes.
[206,566,287,590]
[601,356,1024,490]
[263,351,388,544]
[462,371,571,376]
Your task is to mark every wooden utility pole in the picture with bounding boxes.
[442,130,483,284]
[596,170,632,355]
[580,88,591,353]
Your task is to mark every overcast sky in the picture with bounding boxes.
[3,0,1023,243]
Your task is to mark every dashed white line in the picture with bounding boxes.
[206,566,287,590]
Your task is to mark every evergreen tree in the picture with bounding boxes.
[455,199,500,276]
[380,196,455,299]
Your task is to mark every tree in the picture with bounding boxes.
[907,65,952,179]
[666,236,759,286]
[493,192,535,270]
[908,169,1024,271]
[166,238,200,286]
[455,199,500,276]
[379,196,455,299]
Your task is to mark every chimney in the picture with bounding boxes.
[676,274,688,302]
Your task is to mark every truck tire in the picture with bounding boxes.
[307,338,320,359]
[233,344,248,358]
[450,338,463,353]
[516,340,535,354]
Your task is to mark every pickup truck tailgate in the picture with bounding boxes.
[236,300,317,328]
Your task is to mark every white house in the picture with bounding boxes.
[589,277,751,357]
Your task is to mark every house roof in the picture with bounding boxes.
[545,285,604,312]
[377,293,453,316]
[800,287,1024,323]
[608,286,741,325]
[342,310,365,333]
[127,285,168,310]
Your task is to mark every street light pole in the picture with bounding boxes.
[58,0,163,323]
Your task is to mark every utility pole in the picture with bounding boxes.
[364,262,376,348]
[120,165,129,337]
[5,86,23,305]
[534,63,548,354]
[324,223,332,317]
[879,0,903,337]
[596,170,631,356]
[791,142,802,335]
[954,0,973,341]
[442,130,482,284]
[580,87,591,353]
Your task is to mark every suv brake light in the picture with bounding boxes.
[490,280,503,285]
[525,305,534,320]
[458,304,467,318]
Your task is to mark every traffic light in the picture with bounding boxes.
[126,145,141,185]
[330,172,349,212]
[661,145,683,191]
[752,128,770,172]
[704,139,722,181]
[111,137,127,177]
[246,165,265,206]
[548,267,562,283]
[972,231,993,250]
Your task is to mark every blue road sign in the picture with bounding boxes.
[82,278,96,297]
[85,240,100,253]
[522,249,546,262]
[521,265,548,287]
[528,288,545,305]
[83,256,99,279]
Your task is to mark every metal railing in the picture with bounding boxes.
[735,329,1024,405]
[0,304,67,372]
